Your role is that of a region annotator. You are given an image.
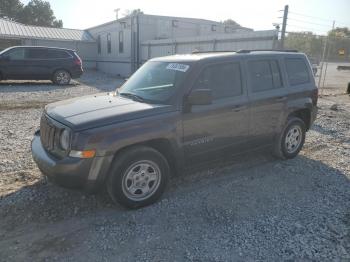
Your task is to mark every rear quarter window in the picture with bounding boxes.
[48,50,71,59]
[285,58,310,86]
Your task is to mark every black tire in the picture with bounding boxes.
[52,70,71,85]
[107,146,170,209]
[273,117,306,159]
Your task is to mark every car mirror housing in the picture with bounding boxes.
[187,89,212,105]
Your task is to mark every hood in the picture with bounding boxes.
[45,93,173,130]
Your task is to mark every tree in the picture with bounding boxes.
[223,19,240,27]
[285,32,324,59]
[0,0,63,28]
[0,0,23,21]
[328,27,350,38]
[123,9,143,17]
[21,0,63,28]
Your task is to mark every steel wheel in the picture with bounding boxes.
[285,125,302,154]
[121,160,161,201]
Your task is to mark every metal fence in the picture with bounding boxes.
[141,30,278,62]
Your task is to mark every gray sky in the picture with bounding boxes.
[22,0,350,34]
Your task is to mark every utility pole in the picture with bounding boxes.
[321,20,335,89]
[318,20,335,91]
[280,5,289,49]
[114,8,120,20]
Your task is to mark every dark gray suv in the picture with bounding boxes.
[31,50,318,208]
[0,46,83,85]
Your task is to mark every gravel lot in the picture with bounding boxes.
[0,64,349,261]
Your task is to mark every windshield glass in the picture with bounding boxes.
[118,61,191,103]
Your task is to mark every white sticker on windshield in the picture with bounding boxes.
[166,63,190,72]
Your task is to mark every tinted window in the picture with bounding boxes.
[107,33,111,53]
[194,63,242,99]
[7,48,25,60]
[285,58,310,85]
[270,60,283,88]
[27,48,48,59]
[48,49,71,59]
[248,60,274,92]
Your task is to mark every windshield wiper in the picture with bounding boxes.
[119,92,146,102]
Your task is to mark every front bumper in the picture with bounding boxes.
[31,132,110,192]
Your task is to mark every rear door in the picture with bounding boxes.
[245,57,286,146]
[182,60,250,161]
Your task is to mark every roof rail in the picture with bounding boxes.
[236,49,298,53]
[191,50,236,54]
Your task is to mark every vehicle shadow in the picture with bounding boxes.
[0,151,350,225]
[0,81,79,92]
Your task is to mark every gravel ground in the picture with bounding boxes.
[0,64,349,261]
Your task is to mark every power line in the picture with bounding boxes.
[289,11,350,28]
[286,24,328,35]
[287,17,333,28]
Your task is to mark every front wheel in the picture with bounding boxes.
[273,117,306,159]
[52,70,71,85]
[107,146,170,209]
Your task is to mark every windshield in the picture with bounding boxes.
[118,61,191,103]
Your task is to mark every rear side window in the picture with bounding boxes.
[248,60,282,92]
[285,58,310,86]
[26,48,48,59]
[194,62,242,99]
[47,49,71,59]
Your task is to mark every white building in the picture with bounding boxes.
[0,13,278,77]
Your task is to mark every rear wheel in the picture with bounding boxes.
[273,117,306,159]
[107,146,170,209]
[52,70,71,85]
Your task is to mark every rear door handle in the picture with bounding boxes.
[231,105,247,112]
[276,96,287,102]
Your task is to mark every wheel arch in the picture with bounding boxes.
[287,108,312,130]
[105,138,182,181]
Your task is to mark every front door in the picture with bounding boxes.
[182,61,250,162]
[2,47,29,79]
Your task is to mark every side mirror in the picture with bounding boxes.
[187,89,212,105]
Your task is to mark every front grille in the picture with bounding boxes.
[40,114,60,152]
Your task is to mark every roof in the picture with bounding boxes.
[87,13,248,31]
[151,50,304,62]
[0,18,95,42]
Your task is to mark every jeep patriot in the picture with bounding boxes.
[31,50,318,208]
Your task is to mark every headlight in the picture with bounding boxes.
[60,129,70,150]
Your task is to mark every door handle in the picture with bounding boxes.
[231,105,247,112]
[276,96,287,102]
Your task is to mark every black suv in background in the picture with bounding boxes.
[32,50,318,208]
[0,46,83,85]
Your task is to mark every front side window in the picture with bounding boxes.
[7,48,25,60]
[119,61,190,103]
[107,33,111,54]
[285,58,310,86]
[248,60,282,92]
[193,62,242,99]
